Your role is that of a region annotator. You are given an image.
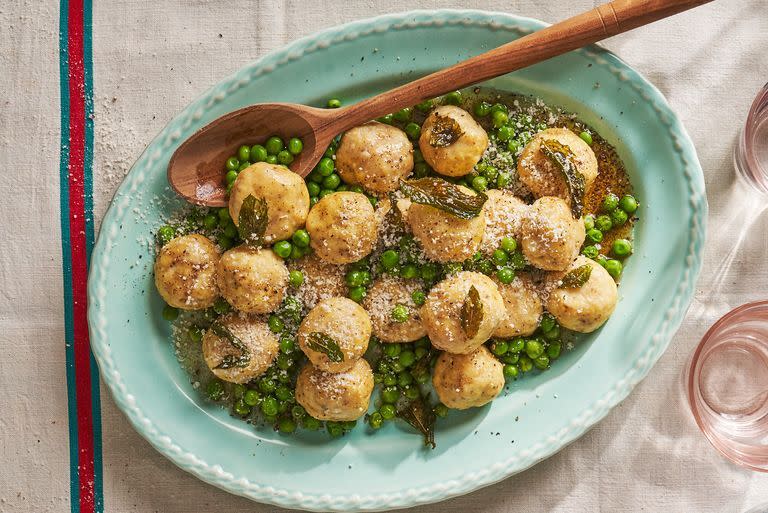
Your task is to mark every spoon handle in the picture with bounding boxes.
[339,0,712,127]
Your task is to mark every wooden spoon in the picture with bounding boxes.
[168,0,712,207]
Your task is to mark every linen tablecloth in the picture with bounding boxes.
[2,0,768,511]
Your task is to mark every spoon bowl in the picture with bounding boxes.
[168,103,335,207]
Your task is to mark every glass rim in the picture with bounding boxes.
[735,83,768,195]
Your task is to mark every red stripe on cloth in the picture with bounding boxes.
[67,0,96,511]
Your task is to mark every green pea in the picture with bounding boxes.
[507,140,521,154]
[491,339,509,356]
[525,339,545,359]
[288,270,304,288]
[412,161,429,178]
[368,411,384,429]
[318,157,335,176]
[276,385,293,402]
[360,271,372,286]
[391,305,410,323]
[595,215,613,232]
[243,390,261,406]
[502,353,519,364]
[348,286,366,303]
[612,238,632,257]
[261,396,279,416]
[268,314,285,333]
[305,182,320,199]
[265,154,278,164]
[273,240,292,258]
[345,270,365,287]
[292,405,306,420]
[416,99,434,112]
[200,213,216,231]
[277,417,296,434]
[610,208,628,227]
[162,304,179,321]
[397,371,413,388]
[579,131,593,145]
[399,350,416,368]
[384,343,401,357]
[490,103,508,115]
[619,194,638,214]
[540,314,556,333]
[443,90,462,105]
[503,364,519,379]
[404,122,421,141]
[471,175,488,192]
[510,337,525,353]
[309,197,319,208]
[290,245,307,260]
[232,383,246,398]
[586,228,603,244]
[519,355,534,372]
[434,403,449,418]
[492,249,509,266]
[218,235,234,250]
[265,136,284,155]
[213,297,231,315]
[291,229,310,248]
[322,173,341,190]
[492,110,508,128]
[582,245,599,259]
[419,263,439,282]
[604,259,623,279]
[583,214,595,231]
[218,209,230,226]
[380,404,396,420]
[393,107,412,122]
[380,249,399,270]
[411,290,426,306]
[543,325,560,341]
[500,237,517,254]
[382,386,400,404]
[413,370,430,384]
[206,380,225,400]
[277,150,294,165]
[377,113,394,125]
[279,336,295,354]
[400,264,418,279]
[236,145,250,162]
[327,98,341,108]
[233,399,250,416]
[157,225,175,245]
[250,144,268,162]
[236,161,250,172]
[414,347,427,359]
[404,386,420,400]
[496,267,515,284]
[368,196,378,207]
[326,422,344,437]
[602,193,619,213]
[319,189,335,199]
[349,185,365,194]
[474,101,491,117]
[497,125,513,141]
[496,172,511,188]
[547,342,562,359]
[222,223,237,239]
[225,156,239,170]
[303,416,321,430]
[383,373,397,386]
[259,378,276,394]
[225,170,238,186]
[533,354,550,370]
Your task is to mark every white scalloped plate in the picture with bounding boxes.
[88,10,706,512]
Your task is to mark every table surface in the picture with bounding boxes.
[2,0,768,511]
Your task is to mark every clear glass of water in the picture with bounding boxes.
[684,301,768,472]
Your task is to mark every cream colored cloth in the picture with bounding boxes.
[2,0,768,511]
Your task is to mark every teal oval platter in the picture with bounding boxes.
[87,9,707,512]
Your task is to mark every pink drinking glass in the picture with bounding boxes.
[684,301,768,472]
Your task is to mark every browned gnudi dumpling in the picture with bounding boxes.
[288,254,347,310]
[306,192,378,265]
[520,196,585,271]
[517,128,598,205]
[419,105,489,177]
[546,256,618,333]
[154,234,220,310]
[335,122,414,194]
[406,184,485,263]
[297,297,371,373]
[432,346,504,409]
[363,276,427,343]
[422,271,505,354]
[481,189,528,254]
[492,274,543,338]
[228,162,310,244]
[202,313,279,384]
[295,358,374,421]
[216,246,288,314]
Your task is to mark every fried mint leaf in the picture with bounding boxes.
[306,332,344,363]
[400,177,487,220]
[238,194,268,247]
[428,113,464,147]
[460,285,483,339]
[397,396,436,449]
[560,264,593,288]
[540,139,586,218]
[210,322,251,369]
